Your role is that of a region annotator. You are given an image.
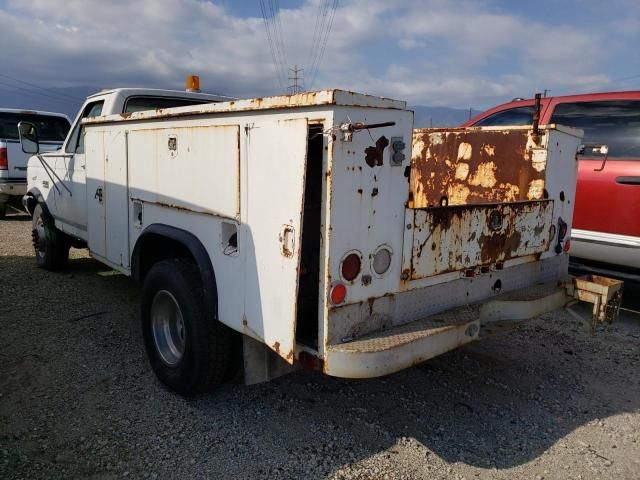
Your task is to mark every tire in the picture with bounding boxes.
[141,258,231,395]
[31,203,69,270]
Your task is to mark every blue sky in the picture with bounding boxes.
[1,0,639,109]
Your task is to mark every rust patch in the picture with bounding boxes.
[409,200,553,280]
[364,136,389,168]
[410,128,546,208]
[273,342,281,355]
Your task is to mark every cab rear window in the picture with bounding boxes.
[550,101,640,159]
[124,96,211,113]
[0,112,70,142]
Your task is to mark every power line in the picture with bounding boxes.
[309,0,338,89]
[307,0,332,90]
[0,73,83,102]
[259,0,285,90]
[0,78,79,105]
[272,0,288,82]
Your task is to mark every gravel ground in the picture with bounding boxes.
[1,208,639,480]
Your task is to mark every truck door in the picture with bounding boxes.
[549,100,640,243]
[244,118,309,363]
[53,101,104,233]
[85,127,129,269]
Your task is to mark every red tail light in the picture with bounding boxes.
[564,239,571,253]
[341,252,361,282]
[0,147,7,170]
[329,282,347,305]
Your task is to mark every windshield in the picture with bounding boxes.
[0,112,71,142]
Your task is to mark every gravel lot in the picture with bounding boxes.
[1,208,639,480]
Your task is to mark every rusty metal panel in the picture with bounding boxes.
[410,128,548,208]
[408,200,553,280]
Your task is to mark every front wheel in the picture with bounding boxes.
[31,203,69,270]
[141,259,231,395]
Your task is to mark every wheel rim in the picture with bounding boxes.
[150,290,186,367]
[34,216,47,255]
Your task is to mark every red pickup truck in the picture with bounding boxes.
[464,91,640,278]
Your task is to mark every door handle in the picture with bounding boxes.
[616,176,640,185]
[94,187,103,203]
[280,224,295,258]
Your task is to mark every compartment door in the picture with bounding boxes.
[244,118,308,363]
[85,128,129,269]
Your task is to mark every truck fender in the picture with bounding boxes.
[131,224,218,319]
[23,188,51,221]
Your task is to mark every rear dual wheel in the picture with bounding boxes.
[141,259,232,395]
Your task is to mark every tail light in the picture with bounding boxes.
[372,246,392,276]
[341,252,361,282]
[0,145,7,170]
[329,282,347,305]
[564,239,571,253]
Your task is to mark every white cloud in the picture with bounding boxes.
[0,0,636,107]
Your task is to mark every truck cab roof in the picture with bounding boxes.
[0,108,70,121]
[86,87,235,103]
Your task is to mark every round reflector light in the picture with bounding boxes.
[341,253,361,281]
[372,247,392,275]
[329,282,347,305]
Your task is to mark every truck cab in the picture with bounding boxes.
[22,87,231,266]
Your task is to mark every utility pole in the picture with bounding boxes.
[543,89,550,97]
[288,65,304,95]
[468,107,472,121]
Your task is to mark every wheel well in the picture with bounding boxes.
[134,233,195,281]
[24,192,40,217]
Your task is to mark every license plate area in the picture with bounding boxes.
[405,200,554,280]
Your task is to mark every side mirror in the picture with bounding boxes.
[18,121,39,154]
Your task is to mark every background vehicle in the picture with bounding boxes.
[0,108,70,218]
[465,91,640,279]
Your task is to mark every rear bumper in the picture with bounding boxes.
[324,283,569,378]
[0,180,27,197]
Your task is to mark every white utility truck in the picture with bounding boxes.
[20,88,622,395]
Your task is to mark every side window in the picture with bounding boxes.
[65,101,104,154]
[474,106,536,127]
[124,96,210,113]
[550,101,640,159]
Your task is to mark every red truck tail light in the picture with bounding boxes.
[0,146,7,170]
[341,252,361,282]
[329,282,347,305]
